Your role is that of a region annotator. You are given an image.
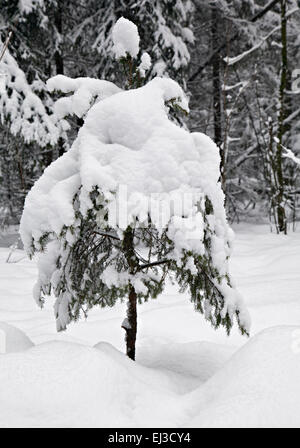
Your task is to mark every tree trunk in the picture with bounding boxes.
[122,226,139,360]
[54,0,65,158]
[211,3,224,188]
[275,0,288,233]
[122,286,137,361]
[54,0,64,76]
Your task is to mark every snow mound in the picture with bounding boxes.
[0,341,185,427]
[0,322,34,353]
[187,326,300,427]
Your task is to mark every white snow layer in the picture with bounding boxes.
[1,224,300,427]
[0,324,300,427]
[112,17,140,59]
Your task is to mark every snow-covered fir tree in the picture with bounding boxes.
[84,0,194,87]
[0,13,60,224]
[20,17,250,360]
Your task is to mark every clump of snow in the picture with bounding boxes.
[283,148,300,165]
[0,322,34,353]
[138,52,151,77]
[47,75,121,121]
[18,0,43,14]
[112,17,140,60]
[181,27,195,44]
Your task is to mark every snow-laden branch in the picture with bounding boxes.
[283,148,300,166]
[0,44,59,146]
[47,75,122,120]
[224,7,299,67]
[189,0,282,82]
[274,137,300,166]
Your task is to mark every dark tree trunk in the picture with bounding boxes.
[211,4,222,148]
[122,226,139,360]
[54,0,64,76]
[54,0,65,158]
[123,286,137,361]
[211,3,224,187]
[276,0,288,234]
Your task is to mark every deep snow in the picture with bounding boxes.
[0,223,300,427]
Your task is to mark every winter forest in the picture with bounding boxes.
[0,0,300,429]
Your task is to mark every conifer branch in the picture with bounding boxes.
[0,29,12,63]
[138,259,170,270]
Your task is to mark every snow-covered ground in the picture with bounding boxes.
[0,223,300,427]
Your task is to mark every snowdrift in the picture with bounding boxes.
[0,339,185,428]
[0,324,300,427]
[187,326,300,427]
[0,322,34,353]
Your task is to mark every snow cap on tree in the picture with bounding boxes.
[112,17,140,59]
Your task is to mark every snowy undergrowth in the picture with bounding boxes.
[1,224,300,427]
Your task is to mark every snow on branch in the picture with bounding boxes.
[0,44,59,146]
[224,7,299,67]
[47,75,121,120]
[274,137,300,166]
[283,148,300,166]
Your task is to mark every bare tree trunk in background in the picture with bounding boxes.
[54,0,64,76]
[54,0,65,158]
[211,2,224,188]
[275,0,288,233]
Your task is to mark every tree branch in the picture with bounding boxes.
[94,231,120,241]
[138,259,170,271]
[0,29,13,64]
[189,0,281,82]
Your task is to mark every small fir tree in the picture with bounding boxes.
[20,18,250,360]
